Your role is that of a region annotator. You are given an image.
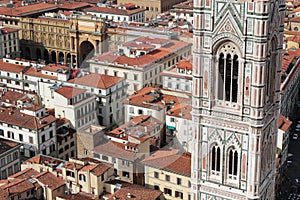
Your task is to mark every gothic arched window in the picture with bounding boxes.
[211,145,221,175]
[218,43,239,103]
[228,148,238,180]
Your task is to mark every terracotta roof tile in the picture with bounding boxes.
[142,149,191,176]
[0,107,57,130]
[0,138,20,155]
[8,168,39,180]
[0,90,27,104]
[0,59,28,73]
[0,27,19,34]
[68,73,123,89]
[90,40,191,68]
[108,184,163,200]
[167,103,191,120]
[0,3,57,17]
[58,2,91,10]
[24,154,64,168]
[109,115,162,141]
[93,140,141,161]
[90,162,112,176]
[24,67,58,80]
[278,114,292,132]
[57,192,98,200]
[34,171,65,190]
[177,59,192,70]
[85,6,145,15]
[124,86,191,110]
[55,86,86,99]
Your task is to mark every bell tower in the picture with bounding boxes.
[191,0,285,200]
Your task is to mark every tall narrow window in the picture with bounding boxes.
[228,148,238,179]
[232,55,239,102]
[217,44,240,103]
[225,54,232,101]
[218,53,225,99]
[211,145,221,175]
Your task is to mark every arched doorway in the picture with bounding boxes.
[36,48,41,60]
[66,53,71,65]
[51,51,56,63]
[79,41,95,68]
[58,52,64,64]
[25,47,31,60]
[44,49,49,62]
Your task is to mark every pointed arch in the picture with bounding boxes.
[210,143,222,176]
[227,146,239,180]
[215,42,241,104]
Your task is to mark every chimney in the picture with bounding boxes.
[127,193,132,198]
[144,126,147,133]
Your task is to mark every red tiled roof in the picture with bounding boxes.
[8,168,39,180]
[57,192,98,200]
[278,114,292,132]
[90,40,191,68]
[0,90,27,104]
[93,140,141,161]
[0,107,57,130]
[24,154,64,168]
[142,149,191,176]
[68,73,123,89]
[0,3,57,17]
[167,103,192,120]
[290,16,300,22]
[1,178,41,195]
[0,138,20,155]
[177,59,192,70]
[90,162,112,176]
[24,67,58,80]
[34,171,65,190]
[62,157,112,177]
[108,184,163,200]
[124,87,191,110]
[0,27,19,34]
[85,6,145,16]
[286,35,300,43]
[0,59,28,73]
[173,0,193,9]
[55,86,86,99]
[58,2,91,10]
[109,115,162,141]
[42,64,69,73]
[281,50,300,92]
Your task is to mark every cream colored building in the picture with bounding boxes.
[19,15,107,66]
[61,157,115,196]
[89,36,192,95]
[117,0,186,21]
[142,149,191,200]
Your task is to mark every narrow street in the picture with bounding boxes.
[279,114,300,200]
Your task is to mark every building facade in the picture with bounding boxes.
[0,27,20,59]
[0,138,22,180]
[117,0,186,21]
[192,1,285,200]
[19,15,107,66]
[142,150,191,200]
[89,37,191,95]
[85,4,145,23]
